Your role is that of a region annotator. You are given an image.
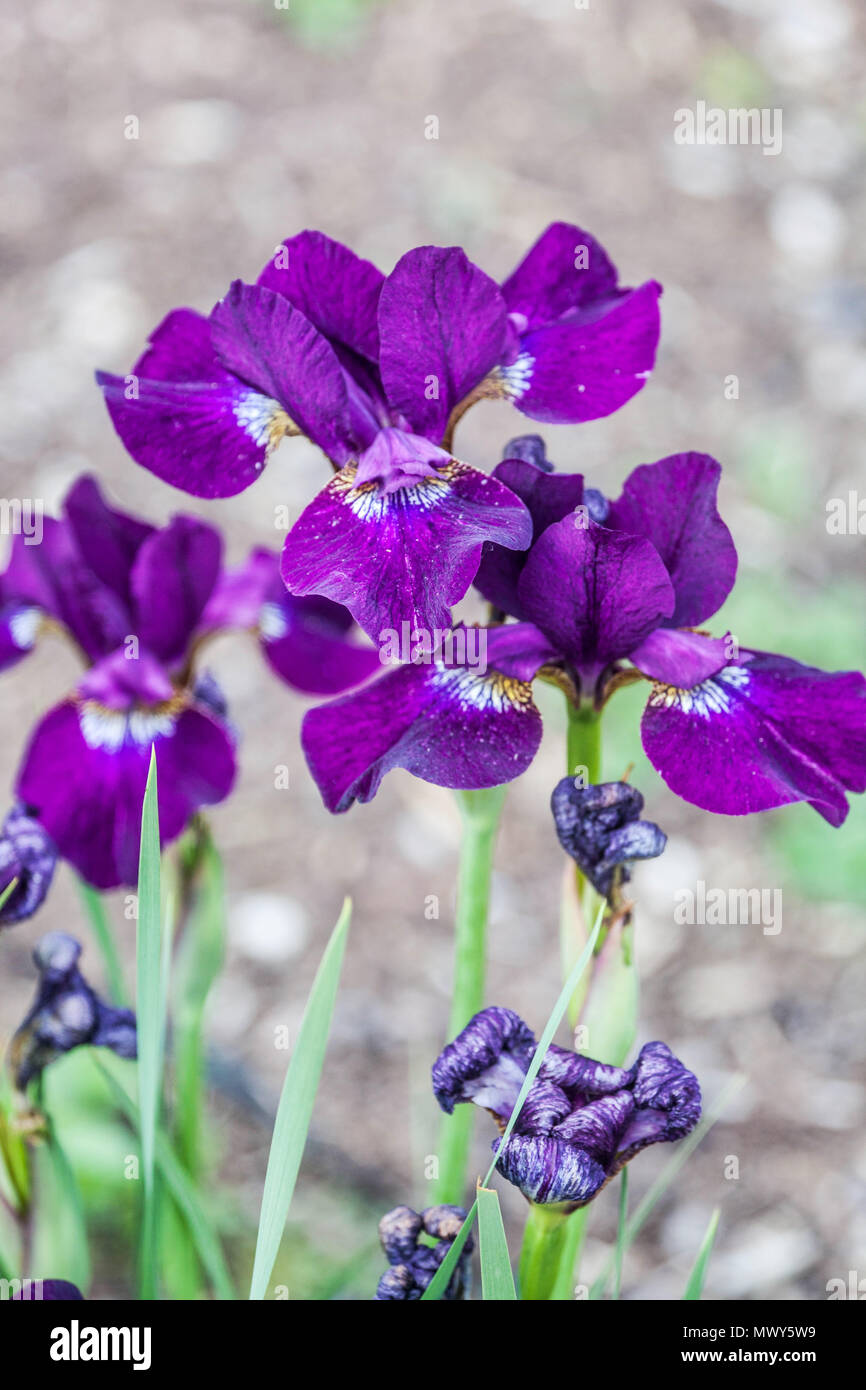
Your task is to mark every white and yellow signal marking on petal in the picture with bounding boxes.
[331,461,455,522]
[78,697,185,753]
[233,392,296,463]
[647,665,751,718]
[9,606,41,651]
[431,662,534,715]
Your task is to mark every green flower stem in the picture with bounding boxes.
[549,1205,591,1299]
[519,1203,572,1300]
[561,701,604,1025]
[434,785,507,1206]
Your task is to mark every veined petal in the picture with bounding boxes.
[97,308,293,499]
[607,453,737,626]
[501,222,619,329]
[16,654,235,889]
[210,281,374,463]
[281,450,531,641]
[432,1006,537,1118]
[508,280,662,425]
[641,652,866,826]
[63,475,154,607]
[517,516,675,683]
[378,246,509,442]
[474,454,584,617]
[260,591,380,697]
[301,629,544,812]
[257,230,384,362]
[2,520,129,661]
[494,1134,607,1206]
[130,516,222,665]
[628,628,731,687]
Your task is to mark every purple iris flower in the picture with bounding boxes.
[0,804,58,925]
[96,225,660,640]
[302,445,866,826]
[374,1204,473,1300]
[551,779,666,900]
[433,1007,700,1209]
[1,476,378,889]
[10,934,137,1090]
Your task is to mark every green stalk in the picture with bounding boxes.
[561,701,603,1024]
[519,1203,571,1301]
[551,699,606,1299]
[434,785,507,1206]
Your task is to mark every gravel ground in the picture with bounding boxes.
[1,0,864,1299]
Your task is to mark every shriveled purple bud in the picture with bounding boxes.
[551,778,666,899]
[0,805,57,926]
[432,1007,701,1211]
[373,1203,473,1301]
[500,434,553,472]
[432,1006,536,1120]
[9,1279,84,1301]
[10,933,137,1090]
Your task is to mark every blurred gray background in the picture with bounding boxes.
[0,0,864,1299]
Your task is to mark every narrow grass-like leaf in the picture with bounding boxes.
[0,877,19,916]
[683,1207,721,1300]
[422,900,605,1301]
[477,1185,516,1300]
[76,878,128,1006]
[94,1058,235,1300]
[248,896,352,1300]
[612,1167,628,1300]
[173,830,225,1177]
[32,1126,91,1292]
[136,748,163,1300]
[590,1073,746,1299]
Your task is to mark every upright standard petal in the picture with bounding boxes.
[301,625,547,812]
[130,515,222,666]
[257,230,384,362]
[97,308,294,499]
[641,652,866,826]
[210,281,375,463]
[606,453,737,627]
[282,434,531,640]
[627,628,731,688]
[507,280,662,425]
[501,222,619,329]
[63,475,154,607]
[378,246,509,443]
[15,651,236,888]
[517,516,675,689]
[473,450,584,618]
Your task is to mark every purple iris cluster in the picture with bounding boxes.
[433,1007,701,1209]
[374,1204,473,1300]
[0,476,378,892]
[92,221,866,829]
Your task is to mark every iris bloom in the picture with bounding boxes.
[10,934,137,1090]
[9,1280,83,1301]
[0,477,378,888]
[302,442,866,826]
[374,1204,473,1300]
[97,225,661,639]
[0,805,57,926]
[433,1007,700,1209]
